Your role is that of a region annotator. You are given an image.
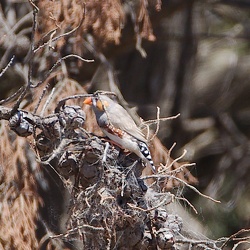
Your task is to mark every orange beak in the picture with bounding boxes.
[83,97,92,105]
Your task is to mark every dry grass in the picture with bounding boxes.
[0,124,42,249]
[36,0,157,55]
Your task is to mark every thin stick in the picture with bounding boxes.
[55,93,92,112]
[159,149,187,173]
[142,113,180,126]
[0,86,24,105]
[102,142,109,163]
[50,224,105,239]
[149,106,160,142]
[33,82,51,114]
[11,2,38,114]
[0,55,15,78]
[175,196,198,214]
[170,175,221,203]
[161,162,196,176]
[49,30,57,50]
[34,15,85,53]
[28,0,39,11]
[232,241,250,250]
[142,174,221,203]
[165,142,176,169]
[31,54,94,88]
[40,87,55,116]
[221,229,250,248]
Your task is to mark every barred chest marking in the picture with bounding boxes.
[106,123,125,138]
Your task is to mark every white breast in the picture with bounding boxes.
[103,129,156,172]
[103,130,141,155]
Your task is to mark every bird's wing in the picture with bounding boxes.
[103,97,147,143]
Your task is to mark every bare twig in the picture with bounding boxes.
[31,54,94,88]
[127,2,146,57]
[142,113,181,126]
[175,196,198,214]
[94,90,117,98]
[33,83,51,114]
[34,15,85,53]
[38,139,70,165]
[60,54,94,63]
[221,229,250,249]
[141,113,180,142]
[11,2,38,114]
[102,142,109,163]
[232,240,250,250]
[142,174,220,203]
[0,55,15,78]
[165,142,177,168]
[159,149,188,173]
[50,224,105,239]
[169,175,221,203]
[34,27,58,51]
[127,203,148,212]
[48,30,57,50]
[55,94,91,111]
[161,162,196,176]
[149,106,160,142]
[0,87,24,105]
[28,0,39,12]
[40,87,55,116]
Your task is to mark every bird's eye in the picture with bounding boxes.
[96,100,109,111]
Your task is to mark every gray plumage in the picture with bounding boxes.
[86,94,156,173]
[92,95,147,143]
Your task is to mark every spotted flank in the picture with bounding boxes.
[106,123,125,138]
[138,141,156,173]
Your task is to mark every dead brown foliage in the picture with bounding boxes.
[36,0,157,53]
[0,79,92,250]
[0,124,42,249]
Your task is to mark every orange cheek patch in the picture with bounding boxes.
[96,100,103,110]
[96,100,109,111]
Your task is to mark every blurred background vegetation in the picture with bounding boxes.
[0,0,250,248]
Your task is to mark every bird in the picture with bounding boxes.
[83,94,156,173]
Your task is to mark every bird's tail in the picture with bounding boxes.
[137,141,156,173]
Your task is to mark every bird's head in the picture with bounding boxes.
[83,95,110,112]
